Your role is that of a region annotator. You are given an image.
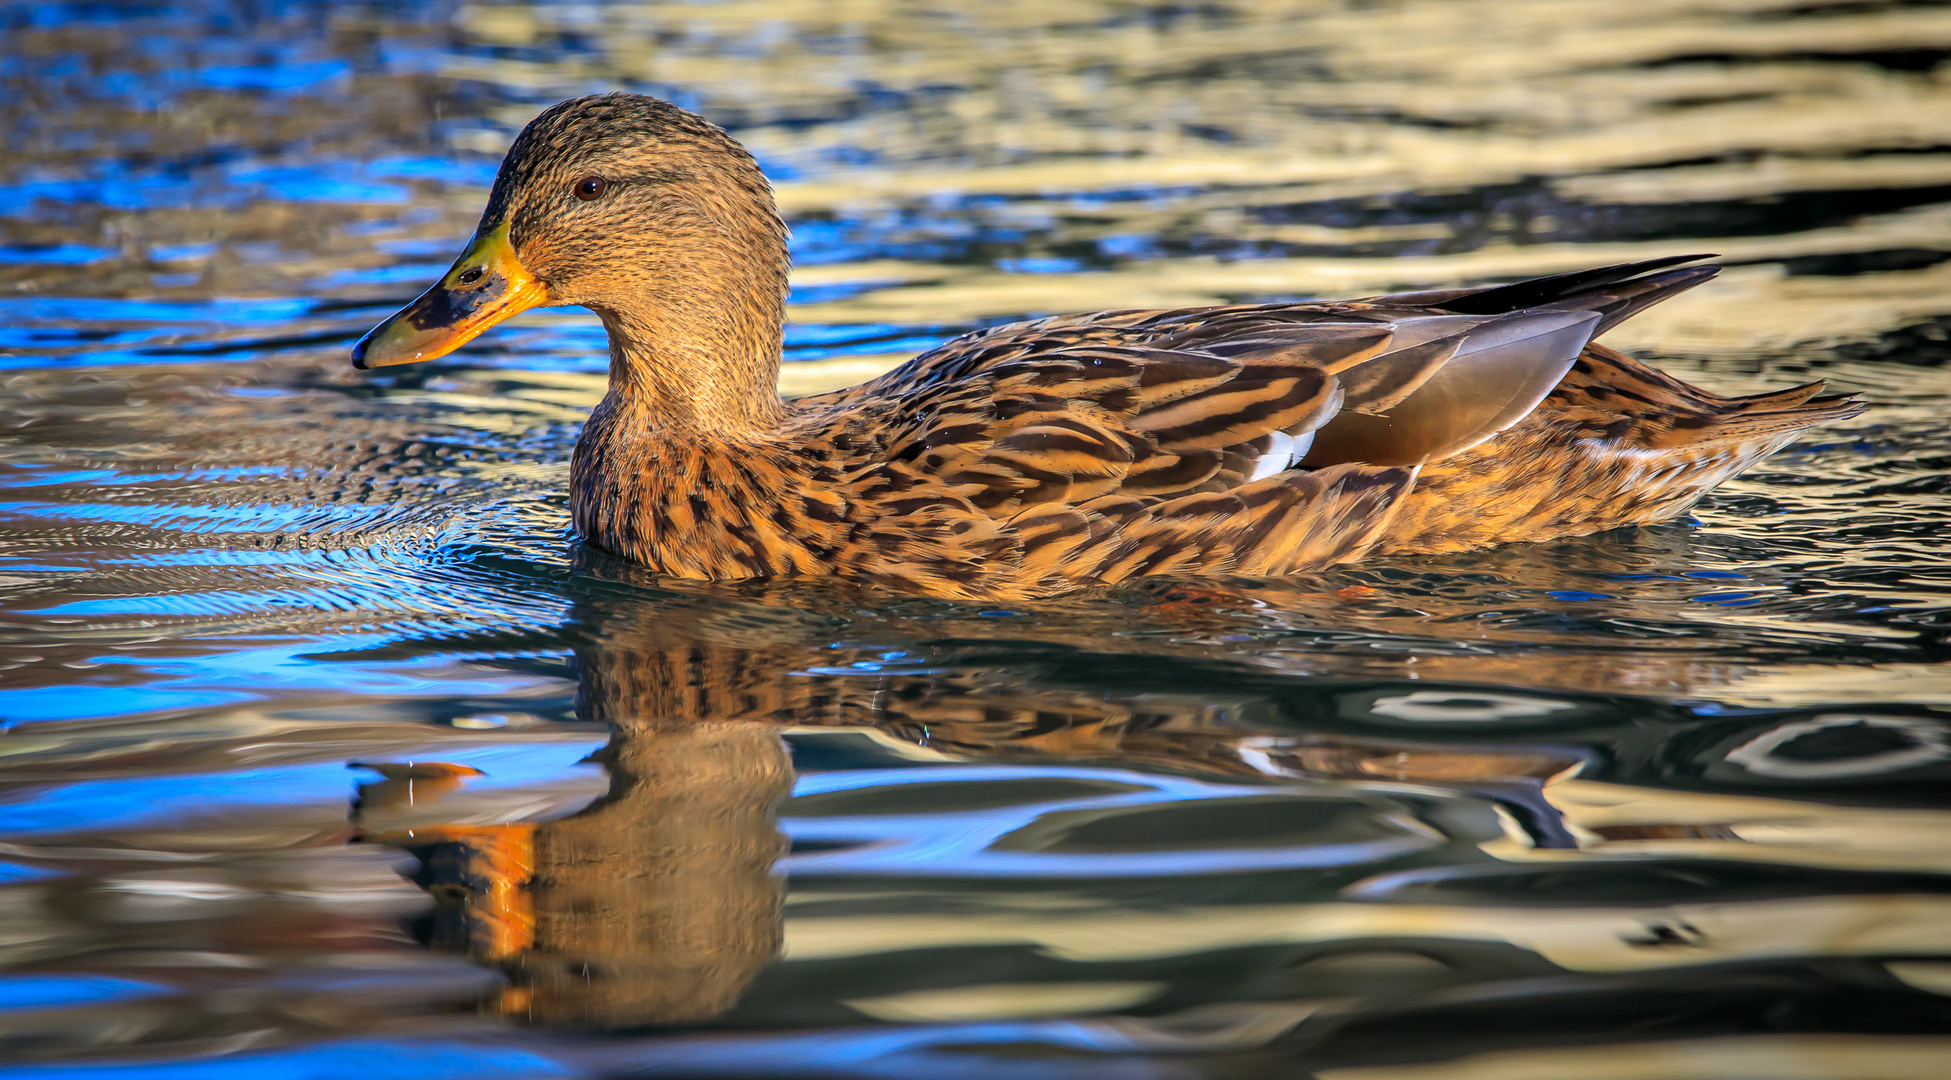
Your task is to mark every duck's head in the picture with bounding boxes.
[351,93,788,373]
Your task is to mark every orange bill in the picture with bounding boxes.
[350,222,548,368]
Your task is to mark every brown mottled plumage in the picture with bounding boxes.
[353,94,1862,599]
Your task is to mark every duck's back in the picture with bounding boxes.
[579,257,1858,597]
[768,256,1859,595]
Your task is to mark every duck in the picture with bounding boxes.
[351,93,1862,600]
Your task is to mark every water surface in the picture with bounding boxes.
[3,1,1951,1076]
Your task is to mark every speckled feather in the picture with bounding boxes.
[372,95,1863,600]
[572,272,1860,599]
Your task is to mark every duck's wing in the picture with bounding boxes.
[808,257,1726,499]
[797,323,1423,589]
[792,256,1728,590]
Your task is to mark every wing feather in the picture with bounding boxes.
[761,255,1849,593]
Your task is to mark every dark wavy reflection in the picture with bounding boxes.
[2,559,1948,1072]
[320,568,1951,1075]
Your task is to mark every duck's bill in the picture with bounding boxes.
[350,223,548,369]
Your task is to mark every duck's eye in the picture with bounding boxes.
[573,176,608,201]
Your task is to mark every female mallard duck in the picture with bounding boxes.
[352,93,1861,600]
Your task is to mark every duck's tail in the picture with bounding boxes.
[1364,258,1865,554]
[1657,380,1866,449]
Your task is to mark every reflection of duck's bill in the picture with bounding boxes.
[380,822,537,960]
[350,222,549,368]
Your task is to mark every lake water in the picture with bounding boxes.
[3,1,1951,1076]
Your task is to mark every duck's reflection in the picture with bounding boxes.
[373,723,792,1028]
[358,581,1573,1030]
[356,565,1951,1038]
[515,718,790,1028]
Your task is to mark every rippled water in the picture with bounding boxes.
[4,1,1951,1076]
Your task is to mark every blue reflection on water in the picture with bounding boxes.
[0,975,165,1013]
[0,685,258,725]
[0,297,314,324]
[604,1019,1200,1080]
[366,156,500,185]
[312,263,450,288]
[226,165,410,204]
[0,740,603,837]
[0,159,419,216]
[0,296,335,369]
[1,1040,572,1080]
[199,58,349,93]
[783,765,1440,877]
[0,243,112,265]
[1,499,379,532]
[0,637,566,725]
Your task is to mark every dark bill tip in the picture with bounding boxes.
[349,223,547,369]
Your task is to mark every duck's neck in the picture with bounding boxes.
[570,247,797,564]
[594,276,787,437]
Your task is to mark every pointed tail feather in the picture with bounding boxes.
[1429,254,1716,314]
[1651,387,1866,449]
[1371,255,1722,339]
